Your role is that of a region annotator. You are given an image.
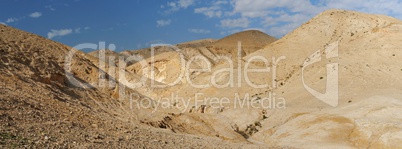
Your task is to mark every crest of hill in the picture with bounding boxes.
[211,30,277,49]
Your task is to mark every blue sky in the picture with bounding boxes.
[2,0,402,52]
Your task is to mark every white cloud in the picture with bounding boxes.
[84,26,90,30]
[220,18,249,28]
[194,0,228,18]
[29,12,42,18]
[156,19,172,27]
[47,27,86,39]
[222,0,323,37]
[47,29,73,39]
[151,0,402,40]
[195,6,222,18]
[157,0,402,38]
[188,28,211,34]
[165,0,196,12]
[263,13,311,34]
[4,12,42,24]
[6,18,18,23]
[177,0,195,8]
[214,0,228,5]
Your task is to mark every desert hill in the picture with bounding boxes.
[0,24,143,147]
[244,9,402,148]
[0,24,262,148]
[137,9,402,148]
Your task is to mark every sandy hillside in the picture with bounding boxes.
[244,9,402,148]
[0,24,271,148]
[132,9,402,148]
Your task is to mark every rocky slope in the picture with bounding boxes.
[0,24,267,148]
